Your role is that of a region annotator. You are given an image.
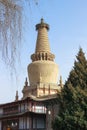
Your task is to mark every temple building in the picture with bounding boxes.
[0,19,63,130]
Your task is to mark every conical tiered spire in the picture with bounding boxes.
[31,19,55,62]
[35,18,50,53]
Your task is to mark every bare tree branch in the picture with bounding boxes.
[0,0,22,69]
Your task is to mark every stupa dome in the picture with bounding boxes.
[28,60,58,85]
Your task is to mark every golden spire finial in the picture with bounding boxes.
[41,18,44,23]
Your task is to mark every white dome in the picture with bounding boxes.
[28,60,58,85]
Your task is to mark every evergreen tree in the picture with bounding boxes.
[52,48,87,130]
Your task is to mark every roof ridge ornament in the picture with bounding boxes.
[25,77,28,87]
[15,90,19,101]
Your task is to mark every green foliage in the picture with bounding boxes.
[66,48,87,89]
[52,48,87,130]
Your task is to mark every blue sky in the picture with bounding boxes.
[0,0,87,103]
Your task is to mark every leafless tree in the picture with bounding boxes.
[0,0,38,70]
[0,0,22,68]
